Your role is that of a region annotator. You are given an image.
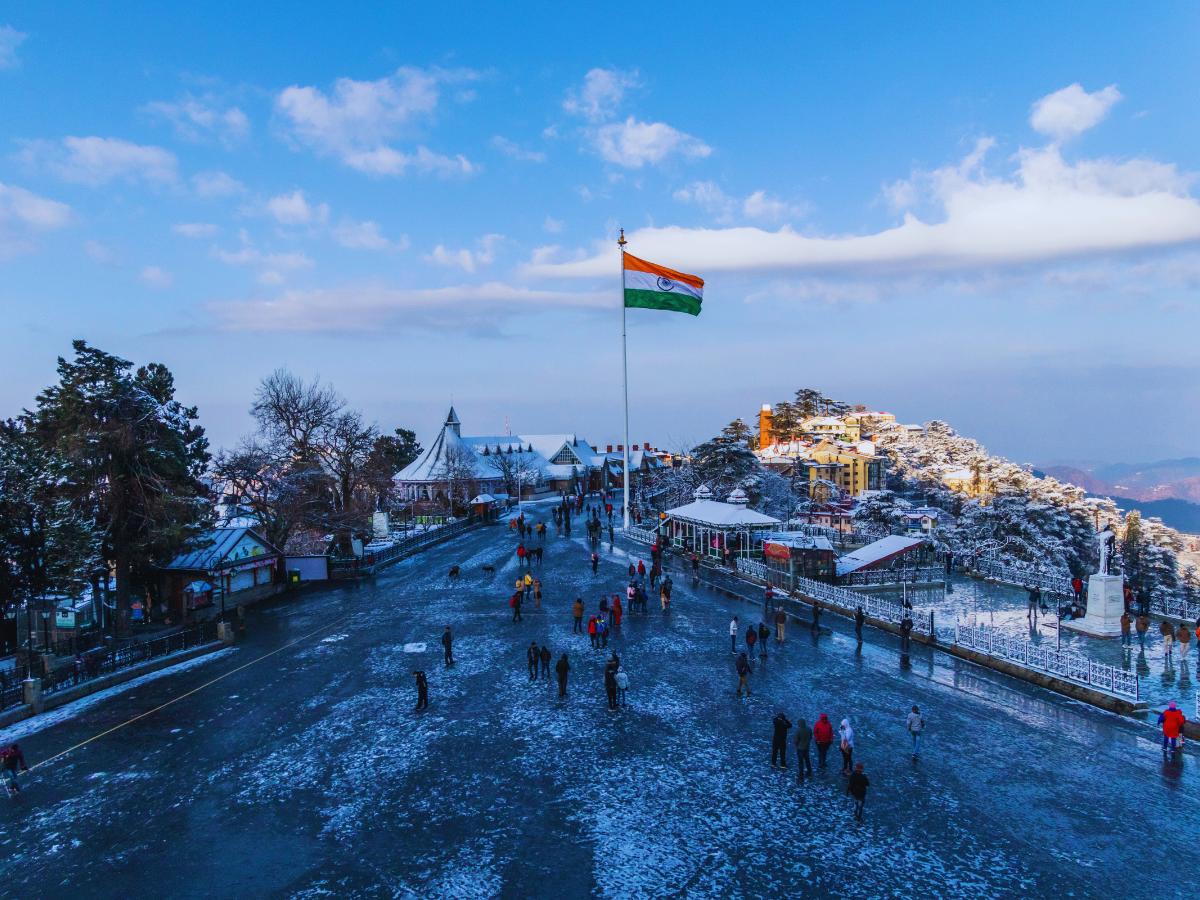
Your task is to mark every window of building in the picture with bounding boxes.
[551,446,579,465]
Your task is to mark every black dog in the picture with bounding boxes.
[448,566,460,579]
[481,565,495,575]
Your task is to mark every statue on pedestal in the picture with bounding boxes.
[1097,522,1117,576]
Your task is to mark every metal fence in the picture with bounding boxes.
[970,559,1073,594]
[954,622,1138,700]
[1151,594,1200,623]
[841,567,945,587]
[332,515,482,572]
[624,525,658,546]
[0,682,22,712]
[39,623,220,698]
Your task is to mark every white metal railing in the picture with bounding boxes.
[791,574,933,635]
[1151,594,1200,622]
[842,567,945,587]
[954,622,1138,700]
[740,558,768,580]
[624,525,657,545]
[969,559,1073,594]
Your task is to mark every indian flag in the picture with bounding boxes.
[623,253,704,316]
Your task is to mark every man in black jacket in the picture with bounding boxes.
[793,718,813,783]
[854,607,865,644]
[555,653,570,697]
[771,712,793,767]
[847,763,870,821]
[527,641,540,680]
[736,653,752,696]
[539,644,551,679]
[441,627,454,666]
[413,670,428,711]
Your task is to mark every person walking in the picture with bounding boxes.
[793,718,813,784]
[764,583,775,619]
[1120,611,1132,647]
[846,763,870,821]
[736,652,752,696]
[527,641,540,680]
[1161,619,1176,662]
[612,595,623,627]
[2,743,29,795]
[907,705,925,758]
[515,576,525,606]
[814,713,833,768]
[811,601,821,633]
[555,653,570,697]
[637,560,646,579]
[441,627,454,666]
[413,670,429,711]
[838,718,855,776]
[775,606,787,643]
[758,622,770,661]
[597,616,609,648]
[900,614,913,650]
[592,552,599,575]
[588,616,598,649]
[771,712,793,767]
[1159,701,1186,755]
[615,666,629,707]
[1178,624,1192,661]
[628,562,637,579]
[1136,612,1149,648]
[511,590,523,623]
[746,624,758,658]
[524,572,533,602]
[573,598,584,633]
[854,606,865,644]
[691,554,699,577]
[533,578,542,609]
[539,644,551,678]
[730,616,739,652]
[604,659,619,710]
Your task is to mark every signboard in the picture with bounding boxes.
[763,542,791,561]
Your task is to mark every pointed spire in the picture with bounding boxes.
[445,406,461,436]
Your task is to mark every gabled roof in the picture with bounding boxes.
[162,527,282,572]
[666,499,780,527]
[835,535,924,575]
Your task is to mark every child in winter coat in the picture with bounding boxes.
[614,666,629,706]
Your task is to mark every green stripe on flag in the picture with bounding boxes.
[624,289,702,316]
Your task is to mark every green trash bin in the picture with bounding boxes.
[289,569,302,584]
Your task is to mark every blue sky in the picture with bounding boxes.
[2,3,1199,464]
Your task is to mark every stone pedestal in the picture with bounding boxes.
[23,677,43,714]
[216,622,235,646]
[1063,574,1124,638]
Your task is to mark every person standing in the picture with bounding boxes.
[612,594,622,627]
[1,743,28,795]
[604,660,619,710]
[592,552,599,575]
[527,641,540,680]
[598,616,609,648]
[512,591,523,623]
[854,606,865,644]
[846,763,870,821]
[900,614,913,650]
[758,622,770,661]
[764,583,775,619]
[793,718,813,783]
[1120,611,1132,647]
[838,718,855,776]
[533,578,542,609]
[907,704,925,757]
[573,598,585,634]
[515,576,525,607]
[814,713,833,767]
[811,602,821,632]
[1136,613,1149,648]
[775,606,787,643]
[539,644,551,679]
[771,712,793,767]
[413,670,429,711]
[441,627,454,666]
[524,572,533,602]
[615,665,629,707]
[588,616,598,649]
[746,624,758,658]
[1159,701,1186,755]
[736,652,752,696]
[730,616,740,652]
[555,653,571,697]
[1161,619,1176,661]
[1178,624,1192,661]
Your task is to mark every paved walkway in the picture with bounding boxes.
[2,518,1197,899]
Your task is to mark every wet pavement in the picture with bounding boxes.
[3,504,1199,899]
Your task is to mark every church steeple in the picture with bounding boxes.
[445,406,461,437]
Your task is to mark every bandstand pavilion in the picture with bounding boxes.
[664,486,780,562]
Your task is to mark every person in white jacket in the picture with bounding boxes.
[906,705,925,757]
[614,666,629,707]
[838,718,855,775]
[730,616,739,653]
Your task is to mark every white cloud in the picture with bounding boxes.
[491,136,546,163]
[84,240,123,268]
[21,137,177,187]
[0,25,26,69]
[1030,83,1122,141]
[275,66,478,176]
[208,282,613,333]
[173,222,218,238]
[142,96,250,147]
[266,190,329,225]
[527,134,1200,281]
[140,266,174,288]
[743,190,806,221]
[192,171,246,197]
[593,118,711,168]
[543,216,564,233]
[564,68,639,123]
[423,234,502,273]
[674,181,734,216]
[333,218,407,251]
[215,237,314,286]
[0,182,72,258]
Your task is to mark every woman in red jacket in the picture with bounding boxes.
[813,714,834,768]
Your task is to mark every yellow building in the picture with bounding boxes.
[803,440,882,498]
[799,416,861,442]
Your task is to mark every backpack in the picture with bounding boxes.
[510,595,516,607]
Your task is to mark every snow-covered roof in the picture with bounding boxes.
[162,528,282,571]
[942,468,974,482]
[396,424,506,483]
[764,534,836,552]
[835,535,925,576]
[470,494,497,504]
[666,499,780,528]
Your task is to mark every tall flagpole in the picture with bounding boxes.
[619,228,630,532]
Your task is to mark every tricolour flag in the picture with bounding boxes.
[623,253,704,316]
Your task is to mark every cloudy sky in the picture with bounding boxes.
[1,3,1198,464]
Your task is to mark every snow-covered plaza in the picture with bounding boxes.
[3,511,1197,900]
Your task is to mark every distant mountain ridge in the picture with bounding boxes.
[1040,458,1200,533]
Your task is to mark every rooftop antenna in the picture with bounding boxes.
[505,415,510,436]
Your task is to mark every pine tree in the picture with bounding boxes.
[30,342,211,638]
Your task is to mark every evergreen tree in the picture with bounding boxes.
[691,430,763,503]
[721,418,754,448]
[29,342,211,637]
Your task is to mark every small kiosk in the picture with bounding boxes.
[665,486,780,563]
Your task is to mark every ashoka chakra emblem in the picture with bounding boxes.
[656,276,675,291]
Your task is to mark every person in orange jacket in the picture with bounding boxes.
[1159,701,1187,755]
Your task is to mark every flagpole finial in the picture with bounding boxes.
[618,228,626,249]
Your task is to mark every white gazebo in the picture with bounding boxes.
[665,485,780,561]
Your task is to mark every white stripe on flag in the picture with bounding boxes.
[624,268,703,300]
